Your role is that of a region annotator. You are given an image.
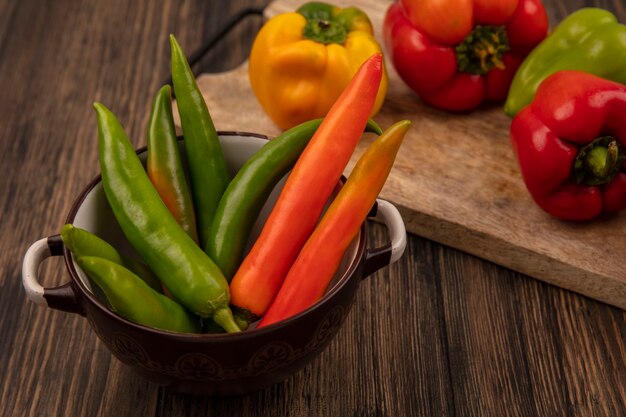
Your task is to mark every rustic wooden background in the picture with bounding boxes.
[0,0,624,416]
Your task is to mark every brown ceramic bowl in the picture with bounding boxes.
[22,132,406,396]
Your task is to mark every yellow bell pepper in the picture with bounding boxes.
[249,1,388,130]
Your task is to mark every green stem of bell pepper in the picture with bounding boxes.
[574,136,623,186]
[455,25,509,75]
[170,34,230,248]
[147,85,199,244]
[61,224,162,293]
[76,256,200,333]
[298,2,372,45]
[205,118,382,281]
[505,8,626,117]
[93,102,240,333]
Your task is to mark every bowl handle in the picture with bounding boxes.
[22,235,85,315]
[363,199,407,278]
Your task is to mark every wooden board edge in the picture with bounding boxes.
[398,206,626,310]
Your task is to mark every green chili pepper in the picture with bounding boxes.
[206,118,382,281]
[75,256,200,333]
[170,34,230,247]
[147,85,199,244]
[93,102,240,333]
[504,8,626,117]
[60,223,162,292]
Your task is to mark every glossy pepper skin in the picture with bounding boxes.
[170,35,230,247]
[248,1,387,130]
[505,8,626,117]
[61,224,162,293]
[147,85,199,244]
[510,71,626,221]
[206,118,382,281]
[383,0,548,111]
[230,54,383,322]
[76,256,200,333]
[93,102,240,332]
[259,120,410,328]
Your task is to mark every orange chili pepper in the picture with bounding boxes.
[258,120,410,328]
[229,53,383,321]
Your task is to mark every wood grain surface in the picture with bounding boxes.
[187,0,626,310]
[0,1,624,416]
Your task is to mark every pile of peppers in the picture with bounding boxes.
[63,1,626,335]
[505,8,626,220]
[380,1,626,220]
[64,34,408,333]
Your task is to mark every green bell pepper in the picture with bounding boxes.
[504,8,626,117]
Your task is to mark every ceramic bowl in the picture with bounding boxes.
[22,132,406,395]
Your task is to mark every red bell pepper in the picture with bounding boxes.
[258,120,410,328]
[510,70,626,221]
[383,0,548,111]
[229,53,383,321]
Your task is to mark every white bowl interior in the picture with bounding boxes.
[70,133,361,303]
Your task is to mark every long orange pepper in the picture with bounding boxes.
[230,53,384,321]
[258,120,410,328]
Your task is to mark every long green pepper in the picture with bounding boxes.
[170,34,230,247]
[147,85,199,244]
[93,102,240,333]
[76,256,200,333]
[61,224,162,292]
[206,118,383,281]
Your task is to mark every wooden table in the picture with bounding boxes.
[1,0,624,416]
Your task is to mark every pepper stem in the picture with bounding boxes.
[302,18,347,45]
[455,25,510,75]
[212,307,242,333]
[574,136,623,186]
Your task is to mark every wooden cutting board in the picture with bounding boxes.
[175,0,626,310]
